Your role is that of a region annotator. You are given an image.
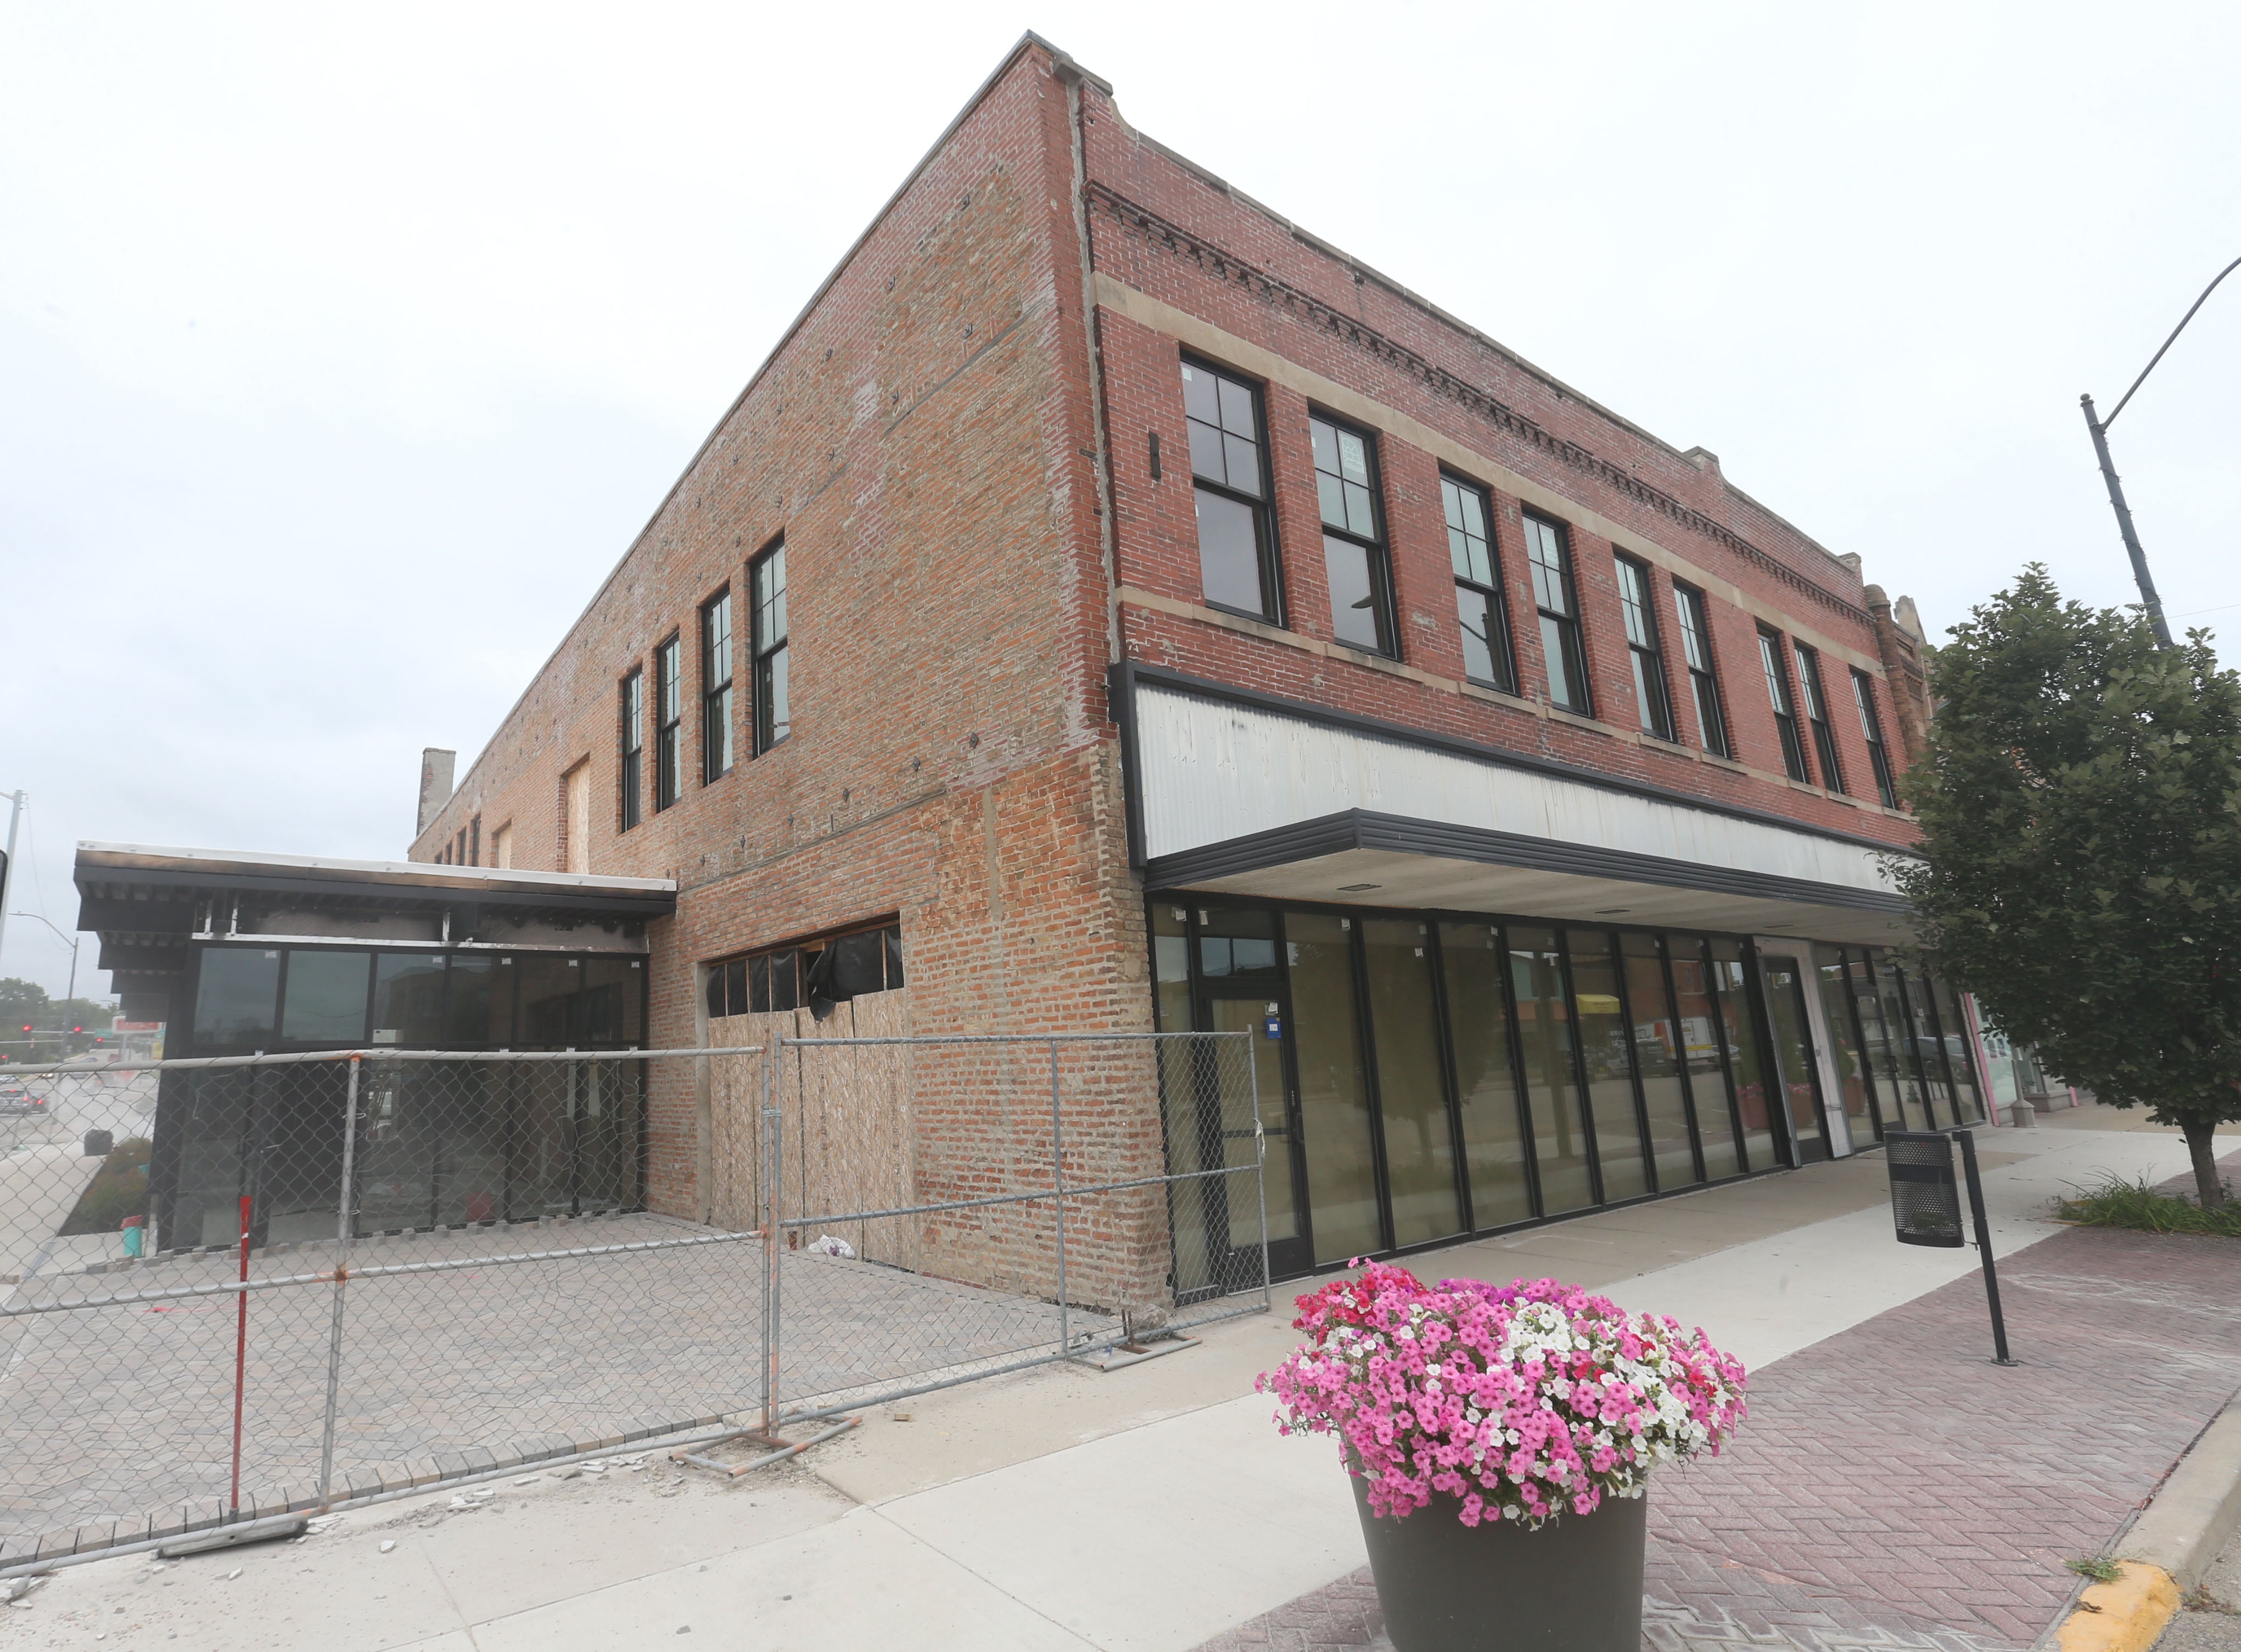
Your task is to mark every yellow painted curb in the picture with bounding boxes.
[2054,1562,2182,1652]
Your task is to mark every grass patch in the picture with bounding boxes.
[2056,1174,2241,1237]
[2067,1556,2124,1584]
[59,1137,152,1236]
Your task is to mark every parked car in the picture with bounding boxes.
[0,1084,47,1116]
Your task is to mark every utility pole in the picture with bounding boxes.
[0,789,22,981]
[2083,254,2240,648]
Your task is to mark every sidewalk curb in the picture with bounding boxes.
[2051,1392,2241,1652]
[2120,1394,2241,1587]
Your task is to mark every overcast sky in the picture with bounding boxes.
[2,1,2236,1001]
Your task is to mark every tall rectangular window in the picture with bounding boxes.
[702,590,734,783]
[1615,556,1676,741]
[1522,513,1590,714]
[618,669,643,832]
[654,634,682,810]
[1793,644,1844,793]
[1758,629,1811,782]
[1443,475,1515,692]
[1311,415,1396,656]
[751,541,789,753]
[1851,668,1900,808]
[1181,359,1279,621]
[1673,584,1729,757]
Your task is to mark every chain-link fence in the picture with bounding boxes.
[766,1031,1268,1424]
[0,1029,1265,1569]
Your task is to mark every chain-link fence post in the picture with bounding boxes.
[315,1054,363,1506]
[762,1040,782,1435]
[1249,1038,1271,1314]
[1048,1039,1069,1362]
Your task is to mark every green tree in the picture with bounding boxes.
[1892,566,2241,1206]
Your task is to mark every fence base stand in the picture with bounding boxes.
[671,1416,861,1478]
[156,1516,308,1559]
[1073,1333,1200,1374]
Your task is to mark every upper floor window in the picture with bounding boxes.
[704,919,906,1018]
[751,541,790,753]
[654,634,683,811]
[1443,475,1516,693]
[1757,628,1811,783]
[702,590,735,783]
[468,816,480,867]
[1312,416,1396,656]
[618,668,644,832]
[1181,359,1280,622]
[1793,644,1844,794]
[1615,556,1676,741]
[1522,513,1590,714]
[1673,584,1730,757]
[1851,668,1900,808]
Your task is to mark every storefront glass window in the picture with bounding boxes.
[1869,954,1931,1130]
[1622,933,1698,1190]
[1197,908,1279,980]
[1364,919,1462,1248]
[1707,939,1776,1169]
[1437,922,1532,1228]
[1150,904,1191,1034]
[1812,944,1875,1151]
[280,950,371,1044]
[1569,932,1647,1201]
[1891,962,1953,1127]
[446,954,515,1046]
[373,954,449,1048]
[1669,938,1741,1178]
[1511,927,1594,1213]
[192,948,281,1049]
[1287,914,1381,1263]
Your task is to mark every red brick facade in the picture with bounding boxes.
[411,37,1920,1247]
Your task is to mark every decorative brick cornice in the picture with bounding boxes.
[1087,184,1872,628]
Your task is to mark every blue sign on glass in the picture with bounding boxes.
[1264,1018,1282,1040]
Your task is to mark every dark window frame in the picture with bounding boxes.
[1851,668,1900,808]
[618,667,644,832]
[750,540,790,755]
[701,587,735,785]
[1308,410,1399,659]
[1442,472,1517,693]
[1757,628,1811,783]
[1792,643,1845,794]
[1614,554,1677,741]
[1180,354,1284,626]
[704,917,905,1018]
[1521,511,1592,715]
[653,632,683,811]
[1672,583,1730,757]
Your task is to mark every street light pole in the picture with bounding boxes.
[9,911,85,1018]
[0,789,21,979]
[2080,395,2172,648]
[2083,254,2241,649]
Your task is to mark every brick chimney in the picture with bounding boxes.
[417,748,456,839]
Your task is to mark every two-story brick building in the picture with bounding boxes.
[378,34,1985,1283]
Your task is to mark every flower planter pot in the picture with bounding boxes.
[1348,1473,1646,1652]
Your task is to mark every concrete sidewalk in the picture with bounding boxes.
[9,1106,2231,1651]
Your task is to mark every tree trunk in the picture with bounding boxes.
[2183,1117,2226,1209]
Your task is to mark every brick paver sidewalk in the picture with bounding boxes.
[1200,1219,2241,1652]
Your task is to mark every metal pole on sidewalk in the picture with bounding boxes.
[228,1193,253,1516]
[1248,1039,1270,1313]
[1049,1040,1070,1362]
[762,1041,782,1435]
[1956,1129,2019,1365]
[317,1055,363,1505]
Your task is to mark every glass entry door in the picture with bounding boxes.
[1757,951,1831,1163]
[1200,990,1312,1281]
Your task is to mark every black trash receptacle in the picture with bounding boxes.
[83,1129,114,1159]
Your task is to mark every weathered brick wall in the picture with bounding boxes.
[1077,81,1918,850]
[406,44,1163,1289]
